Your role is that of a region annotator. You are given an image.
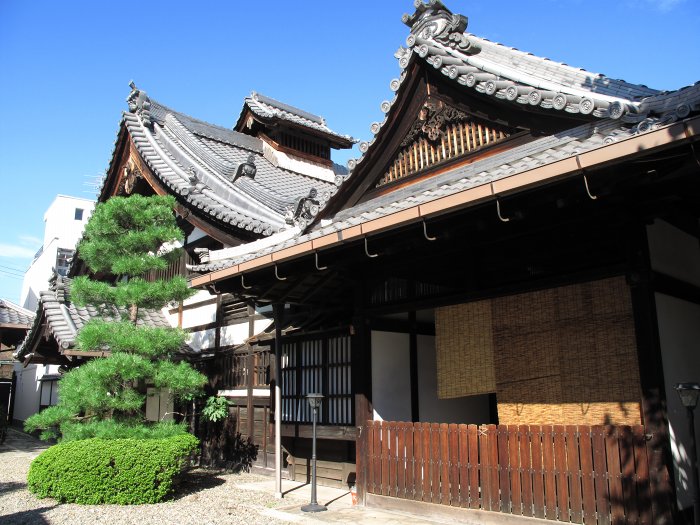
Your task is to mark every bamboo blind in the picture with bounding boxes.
[435,300,496,398]
[376,119,509,188]
[435,277,642,426]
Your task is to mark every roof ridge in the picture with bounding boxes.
[250,92,325,125]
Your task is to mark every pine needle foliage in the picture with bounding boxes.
[25,195,206,441]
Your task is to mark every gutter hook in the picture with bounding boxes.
[364,237,379,258]
[314,251,328,271]
[422,219,437,241]
[496,198,511,222]
[583,174,598,200]
[241,274,252,290]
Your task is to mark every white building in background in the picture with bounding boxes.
[20,195,94,312]
[13,195,94,424]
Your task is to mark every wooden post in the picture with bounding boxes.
[409,310,419,422]
[627,225,676,524]
[247,303,255,441]
[272,303,283,498]
[352,315,372,430]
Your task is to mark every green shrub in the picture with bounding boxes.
[27,434,199,504]
[59,420,188,442]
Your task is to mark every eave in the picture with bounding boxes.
[191,116,699,292]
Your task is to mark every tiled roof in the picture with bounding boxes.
[0,299,34,327]
[14,276,173,360]
[347,1,699,171]
[239,92,356,146]
[189,101,700,276]
[101,85,349,235]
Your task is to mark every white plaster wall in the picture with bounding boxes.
[656,293,700,510]
[187,318,273,351]
[20,195,94,311]
[647,219,700,287]
[188,328,217,351]
[12,363,60,422]
[180,301,217,329]
[42,195,94,248]
[416,335,491,424]
[371,331,412,421]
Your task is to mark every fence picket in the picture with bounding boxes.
[554,425,570,522]
[619,426,639,524]
[468,424,480,509]
[578,426,597,525]
[605,426,625,525]
[431,423,441,504]
[498,425,511,512]
[458,424,469,508]
[480,425,492,510]
[531,425,546,519]
[542,426,557,521]
[381,422,390,496]
[397,422,406,499]
[440,423,451,505]
[592,425,611,525]
[519,424,534,517]
[509,425,522,515]
[566,425,583,523]
[422,422,432,502]
[413,422,423,502]
[488,425,500,512]
[448,424,460,506]
[405,422,415,500]
[632,426,652,525]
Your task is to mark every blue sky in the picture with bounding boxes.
[0,0,698,305]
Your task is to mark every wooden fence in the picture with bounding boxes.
[357,421,666,524]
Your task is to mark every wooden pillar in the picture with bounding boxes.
[627,224,676,524]
[352,279,372,506]
[409,310,419,422]
[272,303,283,498]
[246,303,255,442]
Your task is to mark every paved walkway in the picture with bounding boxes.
[0,427,49,458]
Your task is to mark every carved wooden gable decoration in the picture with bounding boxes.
[375,97,515,188]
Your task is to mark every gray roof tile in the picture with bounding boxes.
[0,299,34,327]
[15,277,174,360]
[117,89,344,235]
[241,92,356,145]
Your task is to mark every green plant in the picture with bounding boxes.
[27,434,199,504]
[25,195,207,440]
[201,396,231,423]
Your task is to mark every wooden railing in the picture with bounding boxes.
[218,348,271,389]
[357,421,669,524]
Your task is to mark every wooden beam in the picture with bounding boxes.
[627,225,677,523]
[63,350,110,358]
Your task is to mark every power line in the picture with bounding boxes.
[0,270,23,281]
[0,263,26,273]
[0,264,26,276]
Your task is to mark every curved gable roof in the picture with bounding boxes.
[100,85,348,238]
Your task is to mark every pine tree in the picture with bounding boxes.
[26,195,207,440]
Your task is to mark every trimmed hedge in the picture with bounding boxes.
[27,434,199,504]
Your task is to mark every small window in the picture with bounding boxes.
[56,248,74,277]
[74,208,83,220]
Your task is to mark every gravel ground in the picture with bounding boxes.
[0,428,308,525]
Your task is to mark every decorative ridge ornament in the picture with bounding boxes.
[400,99,467,147]
[286,188,320,228]
[126,81,153,129]
[403,0,480,55]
